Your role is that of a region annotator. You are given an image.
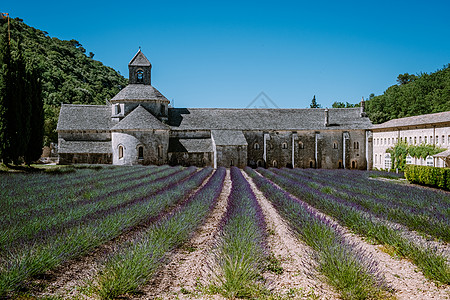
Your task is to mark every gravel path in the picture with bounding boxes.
[139,169,232,299]
[242,170,339,299]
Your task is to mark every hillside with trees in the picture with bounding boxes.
[365,64,450,124]
[0,17,127,146]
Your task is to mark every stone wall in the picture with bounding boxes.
[216,145,247,168]
[59,153,112,165]
[112,130,169,165]
[168,152,213,167]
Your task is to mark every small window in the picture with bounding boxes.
[136,70,144,83]
[230,159,234,166]
[282,142,288,149]
[118,145,124,159]
[409,137,412,144]
[138,146,144,159]
[338,161,342,168]
[354,141,359,149]
[160,104,165,115]
[254,143,260,150]
[309,161,314,168]
[257,160,263,167]
[424,136,427,144]
[414,137,417,144]
[419,136,422,143]
[333,142,338,149]
[436,136,438,144]
[115,104,121,115]
[298,141,304,149]
[375,154,378,164]
[426,156,434,167]
[351,161,356,169]
[272,160,278,167]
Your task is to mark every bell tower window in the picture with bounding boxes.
[136,70,144,83]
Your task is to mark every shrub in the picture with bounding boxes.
[405,165,450,190]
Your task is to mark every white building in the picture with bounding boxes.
[372,111,450,169]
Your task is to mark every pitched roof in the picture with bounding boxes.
[59,139,111,154]
[373,111,450,130]
[111,105,169,131]
[212,130,248,146]
[57,104,112,131]
[110,84,169,103]
[168,138,213,153]
[129,50,151,67]
[433,149,450,158]
[169,108,372,131]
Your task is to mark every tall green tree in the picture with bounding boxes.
[0,24,13,163]
[25,67,44,164]
[310,95,321,108]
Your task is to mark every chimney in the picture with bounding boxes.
[324,108,329,127]
[360,97,367,117]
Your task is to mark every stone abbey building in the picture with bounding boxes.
[57,50,374,169]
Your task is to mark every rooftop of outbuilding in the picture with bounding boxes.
[372,111,450,130]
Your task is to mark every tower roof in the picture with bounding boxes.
[129,49,152,67]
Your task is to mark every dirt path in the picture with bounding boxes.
[242,170,339,299]
[139,169,232,299]
[255,170,450,300]
[32,170,215,299]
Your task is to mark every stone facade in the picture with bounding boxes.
[57,50,374,169]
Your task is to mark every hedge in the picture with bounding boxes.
[404,165,450,190]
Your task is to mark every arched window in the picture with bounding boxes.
[272,160,278,167]
[298,141,304,149]
[138,146,144,159]
[375,154,377,164]
[354,141,359,149]
[384,153,391,170]
[282,142,288,149]
[257,160,263,167]
[406,155,412,165]
[230,159,234,166]
[136,70,144,83]
[254,143,260,150]
[333,142,338,149]
[426,156,434,167]
[118,145,124,159]
[158,145,163,159]
[309,161,314,168]
[351,161,357,169]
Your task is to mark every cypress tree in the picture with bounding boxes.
[0,25,12,163]
[25,67,44,164]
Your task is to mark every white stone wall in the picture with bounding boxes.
[373,125,450,169]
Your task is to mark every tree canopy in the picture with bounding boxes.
[0,17,127,145]
[365,65,450,124]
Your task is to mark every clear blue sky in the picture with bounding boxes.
[4,0,450,109]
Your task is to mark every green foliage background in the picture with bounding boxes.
[365,66,450,124]
[0,17,128,145]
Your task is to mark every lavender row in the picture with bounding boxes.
[0,167,214,297]
[2,165,172,225]
[0,166,195,252]
[212,167,268,298]
[0,167,181,229]
[258,168,450,285]
[245,167,388,299]
[276,168,450,242]
[298,168,450,211]
[94,167,226,299]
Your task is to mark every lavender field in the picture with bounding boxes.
[0,165,449,299]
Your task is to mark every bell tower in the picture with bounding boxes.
[128,49,152,85]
